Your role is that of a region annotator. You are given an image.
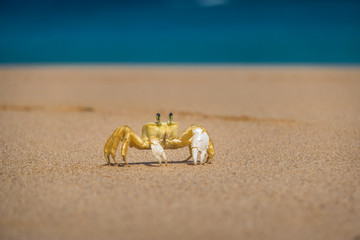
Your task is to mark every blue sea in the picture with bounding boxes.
[1,0,359,64]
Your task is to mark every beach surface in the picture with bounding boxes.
[0,66,359,240]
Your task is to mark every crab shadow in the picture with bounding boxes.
[102,160,201,168]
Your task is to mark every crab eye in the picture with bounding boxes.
[156,113,160,117]
[169,112,173,116]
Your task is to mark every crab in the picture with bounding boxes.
[104,113,215,166]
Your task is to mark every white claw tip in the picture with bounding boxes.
[150,137,167,164]
[191,127,210,164]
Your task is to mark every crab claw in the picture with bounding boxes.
[191,127,210,165]
[150,136,167,166]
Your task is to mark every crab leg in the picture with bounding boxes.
[120,132,131,167]
[181,146,192,162]
[182,155,192,162]
[104,125,150,166]
[206,140,215,163]
[200,152,208,165]
[104,126,125,165]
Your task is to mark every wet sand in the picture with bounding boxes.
[0,66,359,240]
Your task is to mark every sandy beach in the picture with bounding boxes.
[0,66,359,240]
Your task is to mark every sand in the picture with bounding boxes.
[0,66,359,240]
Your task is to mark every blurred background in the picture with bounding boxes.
[1,0,360,64]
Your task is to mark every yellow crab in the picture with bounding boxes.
[104,113,215,166]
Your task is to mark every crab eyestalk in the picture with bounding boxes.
[168,112,174,124]
[156,113,161,124]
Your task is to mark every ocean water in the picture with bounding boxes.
[0,0,359,63]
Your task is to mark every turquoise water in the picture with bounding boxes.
[1,0,360,63]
